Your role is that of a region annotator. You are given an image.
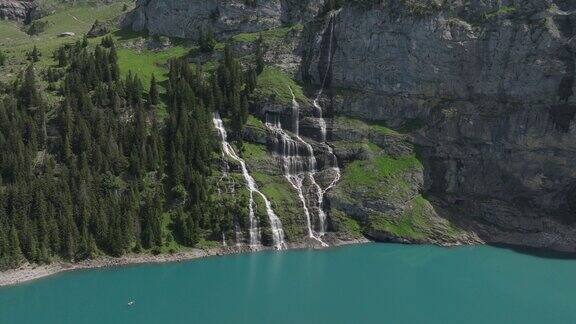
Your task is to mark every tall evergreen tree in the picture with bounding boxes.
[149,74,159,107]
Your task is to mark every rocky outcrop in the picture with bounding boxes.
[122,0,323,39]
[0,0,34,21]
[327,116,481,246]
[87,20,110,37]
[301,0,576,252]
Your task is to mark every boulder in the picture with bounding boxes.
[87,20,109,37]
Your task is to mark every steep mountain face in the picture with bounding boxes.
[302,0,576,251]
[123,0,323,39]
[125,0,576,252]
[0,0,34,21]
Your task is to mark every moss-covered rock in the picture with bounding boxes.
[328,117,476,245]
[366,195,467,243]
[243,116,268,145]
[332,116,413,158]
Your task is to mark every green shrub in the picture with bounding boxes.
[252,67,307,104]
[484,6,516,19]
[26,20,49,36]
[199,30,217,53]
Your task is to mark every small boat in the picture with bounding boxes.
[127,300,135,306]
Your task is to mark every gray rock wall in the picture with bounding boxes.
[0,0,34,21]
[123,0,324,39]
[302,0,576,251]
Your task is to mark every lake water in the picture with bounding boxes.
[1,243,575,324]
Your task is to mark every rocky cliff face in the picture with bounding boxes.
[126,0,576,252]
[123,0,323,39]
[0,0,34,21]
[300,0,576,251]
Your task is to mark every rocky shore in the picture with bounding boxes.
[0,237,370,288]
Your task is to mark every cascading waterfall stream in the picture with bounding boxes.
[313,10,342,235]
[213,113,287,250]
[216,138,244,246]
[313,11,337,142]
[265,114,326,246]
[289,88,329,238]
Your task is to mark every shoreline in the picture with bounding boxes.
[0,238,370,288]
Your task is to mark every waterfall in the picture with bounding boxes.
[264,86,342,246]
[234,222,243,247]
[216,137,243,246]
[313,10,342,235]
[317,11,337,96]
[314,12,336,142]
[213,113,287,250]
[290,89,330,238]
[266,112,326,246]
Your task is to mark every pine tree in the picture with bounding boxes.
[56,47,68,67]
[0,37,260,268]
[198,30,216,53]
[8,225,23,266]
[149,74,159,107]
[18,65,42,110]
[108,44,120,81]
[27,46,41,63]
[255,35,265,74]
[0,50,6,66]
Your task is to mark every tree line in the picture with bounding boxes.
[0,36,259,269]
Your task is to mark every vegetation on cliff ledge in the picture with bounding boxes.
[253,67,308,105]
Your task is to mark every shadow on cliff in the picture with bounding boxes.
[488,243,576,260]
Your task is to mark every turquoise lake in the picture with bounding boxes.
[1,243,576,324]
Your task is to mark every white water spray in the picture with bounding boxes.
[313,11,342,235]
[265,111,327,246]
[213,113,287,250]
[290,89,330,238]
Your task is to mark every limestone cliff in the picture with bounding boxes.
[300,0,576,251]
[0,0,34,21]
[125,0,576,252]
[123,0,323,39]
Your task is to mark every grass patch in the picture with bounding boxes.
[159,211,183,253]
[195,239,221,249]
[484,6,516,19]
[333,153,423,205]
[242,142,269,161]
[246,114,266,130]
[0,1,190,121]
[368,195,464,241]
[368,195,429,240]
[253,173,294,205]
[331,140,382,158]
[252,172,306,240]
[0,1,184,85]
[116,45,188,88]
[334,116,403,137]
[342,155,422,187]
[368,123,400,137]
[231,24,303,43]
[0,1,132,72]
[331,210,362,236]
[253,67,307,105]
